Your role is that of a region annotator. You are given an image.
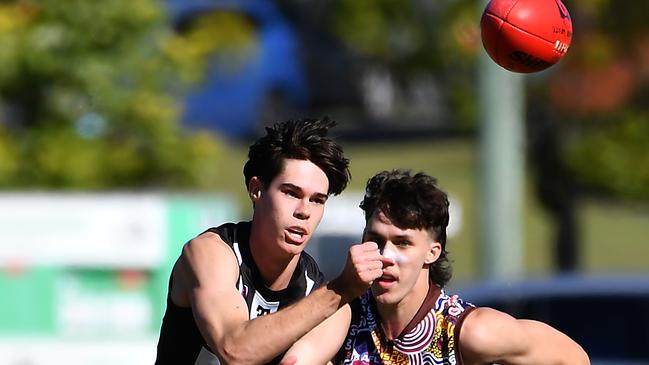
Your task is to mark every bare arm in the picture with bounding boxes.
[459,307,590,365]
[280,304,352,365]
[178,232,388,365]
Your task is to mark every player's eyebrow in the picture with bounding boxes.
[280,183,328,200]
[366,229,414,240]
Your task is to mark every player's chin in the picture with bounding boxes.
[372,291,399,305]
[371,284,399,304]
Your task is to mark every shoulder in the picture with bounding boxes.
[202,221,248,246]
[171,228,242,304]
[182,231,232,259]
[184,221,248,256]
[458,307,518,361]
[179,229,240,277]
[459,307,503,344]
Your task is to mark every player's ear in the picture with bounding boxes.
[248,177,263,202]
[424,240,442,265]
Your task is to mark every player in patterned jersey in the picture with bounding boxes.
[282,170,589,365]
[155,118,393,365]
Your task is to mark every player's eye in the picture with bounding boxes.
[311,197,327,205]
[396,240,410,247]
[285,190,299,198]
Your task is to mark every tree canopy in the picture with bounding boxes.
[0,0,225,190]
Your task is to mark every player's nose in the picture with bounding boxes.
[293,199,310,220]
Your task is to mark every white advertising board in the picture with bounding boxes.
[0,193,166,268]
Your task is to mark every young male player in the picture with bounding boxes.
[155,118,392,365]
[282,170,590,365]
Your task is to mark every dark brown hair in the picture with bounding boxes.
[360,169,452,287]
[243,117,351,195]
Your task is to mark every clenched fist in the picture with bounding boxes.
[330,241,394,302]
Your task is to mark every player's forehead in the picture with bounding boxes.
[271,159,329,195]
[366,211,428,240]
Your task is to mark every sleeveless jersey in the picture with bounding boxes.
[155,221,326,365]
[335,284,475,365]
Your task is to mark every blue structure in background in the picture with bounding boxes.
[166,0,308,140]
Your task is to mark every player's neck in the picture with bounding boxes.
[249,228,300,290]
[377,274,430,340]
[258,254,300,290]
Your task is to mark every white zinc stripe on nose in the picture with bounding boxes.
[382,248,408,264]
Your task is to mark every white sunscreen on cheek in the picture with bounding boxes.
[382,248,408,264]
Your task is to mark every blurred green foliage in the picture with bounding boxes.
[0,0,225,190]
[566,111,649,199]
[549,0,649,200]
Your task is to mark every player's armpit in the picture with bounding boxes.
[281,304,352,365]
[459,307,590,365]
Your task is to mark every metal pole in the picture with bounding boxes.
[477,9,525,279]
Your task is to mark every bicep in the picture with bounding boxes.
[283,304,352,364]
[460,307,588,365]
[511,319,588,365]
[179,234,249,348]
[460,308,529,364]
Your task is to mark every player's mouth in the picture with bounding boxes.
[285,226,308,245]
[375,273,397,290]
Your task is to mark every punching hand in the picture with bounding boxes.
[331,242,394,302]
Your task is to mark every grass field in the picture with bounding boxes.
[216,137,649,283]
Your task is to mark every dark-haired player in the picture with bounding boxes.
[283,170,589,365]
[155,118,392,365]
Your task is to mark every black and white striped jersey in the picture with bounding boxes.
[155,221,326,365]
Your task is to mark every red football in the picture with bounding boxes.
[480,0,573,73]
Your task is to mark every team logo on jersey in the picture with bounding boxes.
[349,342,372,365]
[256,305,271,317]
[342,323,381,364]
[250,291,279,319]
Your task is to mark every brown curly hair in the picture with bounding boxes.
[360,169,452,287]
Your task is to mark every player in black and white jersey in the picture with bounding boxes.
[155,118,393,365]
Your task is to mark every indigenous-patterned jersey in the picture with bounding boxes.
[155,221,326,365]
[335,284,475,365]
